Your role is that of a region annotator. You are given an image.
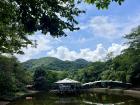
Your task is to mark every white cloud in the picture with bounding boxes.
[81,15,140,38]
[48,43,128,62]
[108,43,128,57]
[48,46,78,61]
[15,14,140,62]
[120,14,140,36]
[15,34,128,62]
[90,16,118,37]
[15,33,57,62]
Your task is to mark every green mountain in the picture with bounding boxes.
[22,57,90,71]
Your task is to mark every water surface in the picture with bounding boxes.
[8,92,140,105]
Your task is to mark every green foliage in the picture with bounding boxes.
[124,26,140,55]
[0,0,84,54]
[46,70,68,88]
[72,62,106,83]
[0,71,16,95]
[0,0,125,54]
[124,26,140,85]
[100,26,140,85]
[85,0,124,9]
[0,55,32,96]
[0,0,32,54]
[33,67,48,90]
[33,67,68,90]
[23,57,90,71]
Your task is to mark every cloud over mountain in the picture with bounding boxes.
[48,43,128,62]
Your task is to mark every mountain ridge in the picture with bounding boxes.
[22,57,91,71]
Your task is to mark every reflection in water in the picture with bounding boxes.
[8,92,140,105]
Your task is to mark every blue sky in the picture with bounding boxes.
[16,0,140,62]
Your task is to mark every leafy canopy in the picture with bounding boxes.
[85,0,124,9]
[124,26,140,52]
[0,55,32,95]
[0,0,84,54]
[0,0,124,54]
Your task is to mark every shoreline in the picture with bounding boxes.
[1,88,140,105]
[0,101,10,105]
[0,90,39,105]
[84,88,140,98]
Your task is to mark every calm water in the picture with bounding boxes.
[8,92,140,105]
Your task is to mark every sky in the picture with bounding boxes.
[16,0,140,62]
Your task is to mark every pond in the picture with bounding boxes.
[8,92,140,105]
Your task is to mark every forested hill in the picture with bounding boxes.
[22,57,91,71]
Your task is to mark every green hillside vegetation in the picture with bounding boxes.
[23,57,90,71]
[72,53,139,84]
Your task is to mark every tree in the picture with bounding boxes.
[0,0,84,54]
[124,26,140,55]
[85,0,124,9]
[0,55,31,96]
[100,26,140,85]
[33,67,47,90]
[124,26,140,86]
[72,61,106,83]
[106,52,114,61]
[0,0,124,54]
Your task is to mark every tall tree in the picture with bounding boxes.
[124,26,140,85]
[33,67,48,90]
[124,26,140,54]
